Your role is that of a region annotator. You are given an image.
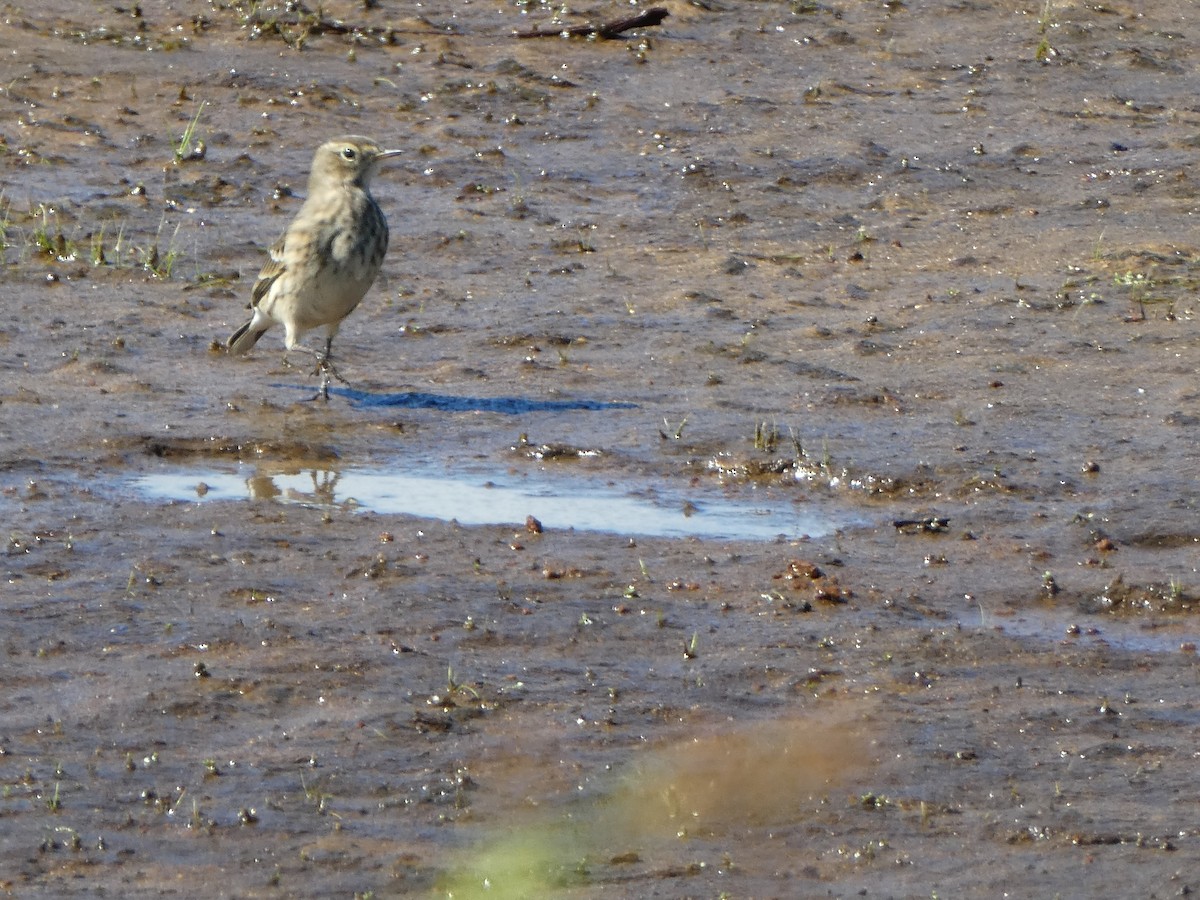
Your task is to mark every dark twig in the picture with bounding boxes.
[517,7,669,39]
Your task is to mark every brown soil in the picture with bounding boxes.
[3,1,1200,896]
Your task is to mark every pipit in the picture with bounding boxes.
[227,135,402,397]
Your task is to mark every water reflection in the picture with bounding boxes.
[978,606,1196,656]
[137,464,838,540]
[244,468,340,506]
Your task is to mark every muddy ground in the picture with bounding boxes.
[3,0,1200,896]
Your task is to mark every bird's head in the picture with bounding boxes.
[310,135,402,192]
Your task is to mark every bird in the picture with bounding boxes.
[227,135,402,397]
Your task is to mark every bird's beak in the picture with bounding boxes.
[376,149,404,161]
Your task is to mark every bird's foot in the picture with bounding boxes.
[312,354,351,387]
[298,354,351,402]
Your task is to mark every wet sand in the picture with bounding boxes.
[3,1,1200,896]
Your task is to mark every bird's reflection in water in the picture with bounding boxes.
[246,468,342,507]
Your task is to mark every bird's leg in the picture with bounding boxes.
[317,363,331,401]
[312,335,352,387]
[284,340,333,402]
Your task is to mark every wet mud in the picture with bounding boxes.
[3,0,1200,896]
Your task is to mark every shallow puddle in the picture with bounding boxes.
[134,463,844,540]
[981,607,1198,657]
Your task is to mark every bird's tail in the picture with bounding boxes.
[227,318,269,355]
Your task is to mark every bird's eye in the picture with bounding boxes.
[341,147,357,160]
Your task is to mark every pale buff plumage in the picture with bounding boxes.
[228,135,401,391]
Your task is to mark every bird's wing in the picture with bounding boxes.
[249,234,287,308]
